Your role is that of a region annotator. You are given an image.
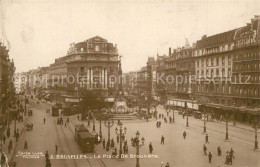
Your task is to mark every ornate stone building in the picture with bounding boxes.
[48,36,120,105]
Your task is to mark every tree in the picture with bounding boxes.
[80,90,105,113]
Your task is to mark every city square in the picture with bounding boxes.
[1,1,260,167]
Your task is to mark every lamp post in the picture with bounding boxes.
[13,109,17,137]
[172,104,175,123]
[233,102,236,126]
[92,113,96,132]
[252,116,259,151]
[0,124,3,163]
[99,118,102,139]
[186,102,189,127]
[131,131,145,167]
[115,121,127,159]
[203,106,207,133]
[225,111,229,141]
[104,119,114,151]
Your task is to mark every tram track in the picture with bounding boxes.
[31,100,106,167]
[66,120,107,167]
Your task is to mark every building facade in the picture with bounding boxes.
[47,36,120,106]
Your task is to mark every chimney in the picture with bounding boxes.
[169,47,172,56]
[202,35,207,39]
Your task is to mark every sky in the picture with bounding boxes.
[0,0,260,73]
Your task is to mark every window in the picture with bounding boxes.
[216,69,219,76]
[80,67,84,72]
[81,48,84,52]
[206,59,209,67]
[216,58,219,66]
[211,69,214,77]
[222,57,225,66]
[95,45,99,51]
[211,59,214,66]
[222,68,225,76]
[228,68,231,77]
[228,86,231,94]
[228,56,231,65]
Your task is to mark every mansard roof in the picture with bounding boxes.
[196,29,237,49]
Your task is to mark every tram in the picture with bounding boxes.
[52,106,59,117]
[75,124,95,153]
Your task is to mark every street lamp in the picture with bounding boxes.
[252,116,259,151]
[225,112,229,141]
[186,102,189,127]
[0,124,3,162]
[233,102,236,126]
[115,122,127,159]
[131,131,145,167]
[172,104,175,123]
[92,113,96,132]
[104,119,114,151]
[203,106,207,133]
[99,118,102,139]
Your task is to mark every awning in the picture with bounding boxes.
[45,94,50,98]
[65,98,81,103]
[105,98,115,102]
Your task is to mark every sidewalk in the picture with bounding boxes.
[68,115,136,167]
[157,105,259,133]
[1,116,28,166]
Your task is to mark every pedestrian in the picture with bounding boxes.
[44,118,46,124]
[15,132,19,142]
[3,135,6,144]
[205,134,209,143]
[9,139,12,149]
[1,153,6,166]
[123,145,126,154]
[111,139,114,147]
[183,131,186,139]
[55,145,58,154]
[24,140,28,149]
[64,123,67,127]
[7,127,10,138]
[77,115,79,120]
[149,142,153,154]
[165,162,170,167]
[230,148,235,159]
[161,135,165,144]
[117,135,119,143]
[217,146,221,156]
[203,144,207,155]
[225,151,230,164]
[46,158,51,167]
[230,148,235,165]
[106,141,109,151]
[8,144,11,153]
[103,139,106,149]
[125,144,128,154]
[208,151,212,163]
[67,117,69,123]
[45,151,49,161]
[122,134,125,141]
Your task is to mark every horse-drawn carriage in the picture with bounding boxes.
[26,123,33,131]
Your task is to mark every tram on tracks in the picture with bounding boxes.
[75,124,95,153]
[52,106,59,116]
